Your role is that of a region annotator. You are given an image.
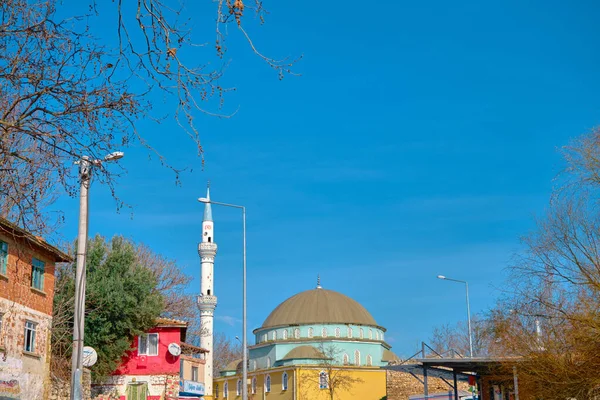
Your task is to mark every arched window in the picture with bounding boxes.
[381,332,384,341]
[282,372,289,390]
[369,329,373,339]
[343,353,349,365]
[375,331,379,340]
[262,333,267,343]
[265,375,271,393]
[224,382,228,398]
[215,384,219,399]
[322,327,328,337]
[359,328,364,339]
[252,377,257,394]
[283,329,288,340]
[236,379,242,396]
[272,331,277,341]
[252,360,257,371]
[266,357,272,368]
[354,350,360,366]
[308,327,314,338]
[319,371,328,389]
[335,327,341,338]
[366,354,373,366]
[294,328,300,339]
[347,327,353,338]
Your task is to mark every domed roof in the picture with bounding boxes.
[282,346,327,361]
[259,288,379,329]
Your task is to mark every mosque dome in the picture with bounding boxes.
[259,288,380,329]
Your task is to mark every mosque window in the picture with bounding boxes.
[381,332,384,341]
[369,329,373,339]
[335,328,341,338]
[322,327,328,338]
[236,379,241,396]
[252,377,257,394]
[354,350,360,366]
[308,327,314,338]
[282,372,289,390]
[359,328,364,339]
[224,382,228,398]
[283,329,288,340]
[272,331,276,341]
[253,360,257,371]
[367,354,373,366]
[319,371,328,389]
[347,327,353,338]
[267,357,272,368]
[343,353,349,365]
[265,375,271,393]
[294,328,300,339]
[375,331,379,340]
[215,384,219,399]
[262,334,267,343]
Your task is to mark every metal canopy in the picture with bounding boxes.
[385,363,472,382]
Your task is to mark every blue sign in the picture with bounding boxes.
[180,380,205,396]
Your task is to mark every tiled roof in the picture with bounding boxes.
[0,217,71,262]
[156,317,188,327]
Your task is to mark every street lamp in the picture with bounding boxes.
[198,197,247,400]
[70,152,124,400]
[437,275,473,358]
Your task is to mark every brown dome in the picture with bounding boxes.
[259,288,379,329]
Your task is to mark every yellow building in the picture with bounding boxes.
[214,281,398,400]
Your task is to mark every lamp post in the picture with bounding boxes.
[198,197,247,400]
[437,275,473,358]
[70,152,124,400]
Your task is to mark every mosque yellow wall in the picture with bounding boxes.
[214,366,386,400]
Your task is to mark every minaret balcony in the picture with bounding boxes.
[198,242,218,257]
[197,294,218,310]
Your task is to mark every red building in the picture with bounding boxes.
[93,318,207,400]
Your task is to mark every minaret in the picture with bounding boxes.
[198,185,218,397]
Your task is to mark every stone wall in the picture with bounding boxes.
[49,369,92,400]
[386,369,469,400]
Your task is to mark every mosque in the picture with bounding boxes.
[198,187,399,399]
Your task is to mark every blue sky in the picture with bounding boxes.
[53,0,600,356]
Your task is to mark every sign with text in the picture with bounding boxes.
[180,380,205,395]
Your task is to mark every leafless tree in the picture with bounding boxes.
[212,332,242,376]
[429,314,496,357]
[0,0,298,234]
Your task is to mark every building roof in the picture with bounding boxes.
[156,317,188,328]
[0,217,71,262]
[281,345,327,361]
[223,359,242,372]
[381,349,401,362]
[258,288,380,330]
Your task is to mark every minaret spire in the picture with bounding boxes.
[204,183,213,222]
[317,274,322,289]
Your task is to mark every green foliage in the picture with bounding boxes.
[52,235,164,378]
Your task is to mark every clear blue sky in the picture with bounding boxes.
[54,0,600,356]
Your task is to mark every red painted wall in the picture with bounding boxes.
[114,326,181,375]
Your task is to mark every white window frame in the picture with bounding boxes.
[367,354,373,366]
[343,353,349,365]
[138,333,159,356]
[271,331,276,341]
[294,328,300,339]
[282,372,288,390]
[24,320,37,353]
[347,327,353,338]
[321,327,327,338]
[251,377,257,394]
[359,328,364,339]
[308,327,314,338]
[335,327,341,338]
[253,360,257,371]
[354,350,360,366]
[192,366,199,381]
[266,356,272,368]
[265,375,271,393]
[0,241,8,276]
[262,333,267,343]
[224,381,228,398]
[236,379,241,396]
[319,371,328,389]
[215,384,219,399]
[369,329,373,339]
[282,329,288,340]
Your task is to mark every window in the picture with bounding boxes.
[24,320,36,353]
[31,258,44,291]
[271,331,277,341]
[126,382,148,400]
[251,377,257,394]
[366,354,373,366]
[138,333,159,356]
[224,382,228,398]
[282,372,288,390]
[335,327,341,338]
[308,327,314,338]
[321,327,327,338]
[381,332,384,341]
[343,353,349,365]
[236,379,241,396]
[282,329,288,340]
[0,241,7,275]
[262,334,267,343]
[369,329,373,339]
[294,328,300,339]
[359,328,364,339]
[265,375,271,393]
[354,350,360,366]
[215,384,219,399]
[192,366,199,381]
[319,371,328,389]
[266,357,272,368]
[347,327,353,338]
[253,360,257,371]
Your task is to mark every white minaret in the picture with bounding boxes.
[198,185,218,397]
